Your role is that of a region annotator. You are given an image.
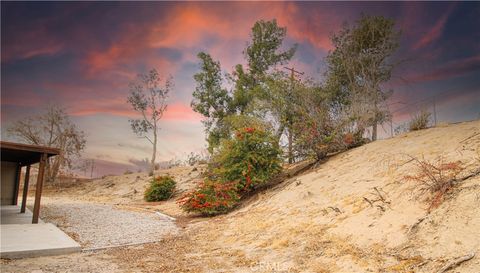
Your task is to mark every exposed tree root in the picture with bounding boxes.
[437,252,475,273]
[407,214,429,235]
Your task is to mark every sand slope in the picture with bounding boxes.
[6,120,479,272]
[183,120,480,272]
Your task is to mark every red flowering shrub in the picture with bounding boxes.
[177,180,239,215]
[343,133,354,146]
[293,118,343,161]
[179,126,282,215]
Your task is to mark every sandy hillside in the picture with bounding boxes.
[205,120,480,272]
[3,120,480,273]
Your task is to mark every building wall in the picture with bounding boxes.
[1,161,18,205]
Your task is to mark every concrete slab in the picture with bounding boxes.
[1,206,43,224]
[1,223,81,258]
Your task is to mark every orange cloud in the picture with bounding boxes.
[84,42,176,78]
[274,3,335,52]
[148,5,247,49]
[80,2,339,83]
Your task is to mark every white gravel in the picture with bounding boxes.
[39,199,178,249]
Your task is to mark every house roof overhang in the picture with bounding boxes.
[0,141,60,166]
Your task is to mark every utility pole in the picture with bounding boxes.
[283,66,304,164]
[90,159,95,178]
[387,101,406,138]
[390,120,393,138]
[284,66,304,81]
[433,97,437,126]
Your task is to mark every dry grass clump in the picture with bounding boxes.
[405,157,464,211]
[409,110,431,131]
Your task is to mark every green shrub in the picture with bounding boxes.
[212,127,282,191]
[178,126,282,215]
[144,176,176,201]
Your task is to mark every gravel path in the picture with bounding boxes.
[39,199,178,249]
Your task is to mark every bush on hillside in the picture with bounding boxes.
[144,176,176,202]
[178,126,282,215]
[405,157,464,211]
[177,180,239,215]
[212,127,282,191]
[287,82,365,162]
[409,110,431,131]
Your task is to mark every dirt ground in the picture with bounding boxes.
[2,120,480,273]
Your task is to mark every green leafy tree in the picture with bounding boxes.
[191,52,232,151]
[291,82,350,161]
[232,19,297,114]
[245,19,297,80]
[192,19,297,153]
[326,15,400,140]
[262,71,305,163]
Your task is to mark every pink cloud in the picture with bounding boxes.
[70,100,202,122]
[406,55,480,83]
[1,88,44,107]
[391,87,480,124]
[412,4,456,50]
[2,33,64,63]
[162,103,202,121]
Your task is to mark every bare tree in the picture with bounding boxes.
[78,159,96,178]
[127,69,172,175]
[7,105,86,183]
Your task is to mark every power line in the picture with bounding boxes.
[390,88,456,114]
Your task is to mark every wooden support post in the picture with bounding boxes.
[13,164,22,206]
[32,154,47,224]
[20,165,31,213]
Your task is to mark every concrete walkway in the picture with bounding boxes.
[1,205,43,224]
[1,206,81,259]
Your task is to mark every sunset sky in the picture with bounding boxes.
[2,2,479,176]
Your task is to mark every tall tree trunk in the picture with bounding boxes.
[46,156,62,183]
[150,127,157,176]
[372,100,378,141]
[276,123,285,142]
[45,160,52,183]
[288,124,293,164]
